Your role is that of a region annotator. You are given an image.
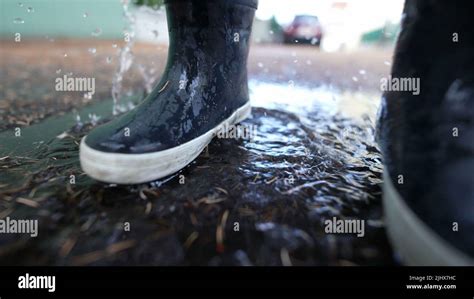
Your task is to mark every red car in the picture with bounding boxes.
[284,15,323,46]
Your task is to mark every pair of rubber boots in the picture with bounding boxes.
[80,0,474,265]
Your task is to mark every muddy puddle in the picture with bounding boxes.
[0,80,395,266]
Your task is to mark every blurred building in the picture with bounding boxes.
[1,0,403,49]
[1,0,126,39]
[0,0,168,44]
[253,0,404,51]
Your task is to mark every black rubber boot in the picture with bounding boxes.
[80,0,258,184]
[377,0,474,265]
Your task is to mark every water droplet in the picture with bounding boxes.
[18,2,23,7]
[13,18,24,24]
[63,53,68,57]
[112,43,118,48]
[27,7,34,13]
[91,28,102,37]
[56,69,62,74]
[83,12,89,18]
[257,62,264,68]
[269,30,274,35]
[352,76,359,82]
[359,69,366,75]
[83,92,93,100]
[106,56,113,63]
[152,30,159,37]
[384,61,391,66]
[310,38,319,45]
[88,47,97,54]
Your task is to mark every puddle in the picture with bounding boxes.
[249,80,380,123]
[0,79,394,266]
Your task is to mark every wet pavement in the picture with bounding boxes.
[0,40,396,265]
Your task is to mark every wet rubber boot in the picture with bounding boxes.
[377,0,474,265]
[80,0,258,184]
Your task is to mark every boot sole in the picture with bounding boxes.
[383,171,474,265]
[80,102,251,184]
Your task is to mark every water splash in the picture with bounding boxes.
[91,28,103,37]
[13,17,24,24]
[137,64,158,94]
[110,2,164,115]
[111,0,136,115]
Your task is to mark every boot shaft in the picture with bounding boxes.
[378,0,474,172]
[377,0,474,227]
[392,0,474,82]
[162,0,258,108]
[164,0,256,69]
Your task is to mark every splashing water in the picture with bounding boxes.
[91,28,103,37]
[13,17,24,24]
[134,6,168,93]
[137,63,158,94]
[111,3,165,115]
[111,0,136,115]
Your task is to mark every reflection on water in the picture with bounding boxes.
[249,79,380,123]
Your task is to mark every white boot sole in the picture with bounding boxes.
[383,171,474,265]
[80,102,251,184]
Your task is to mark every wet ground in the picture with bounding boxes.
[0,40,397,265]
[0,40,392,131]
